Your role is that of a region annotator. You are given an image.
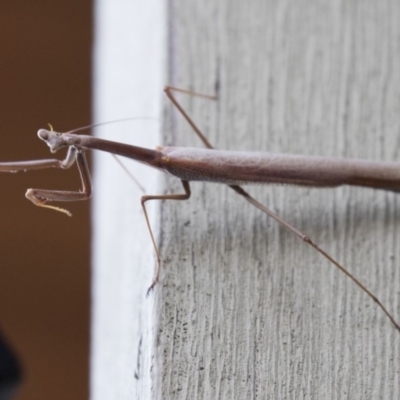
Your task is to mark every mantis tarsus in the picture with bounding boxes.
[0,86,399,333]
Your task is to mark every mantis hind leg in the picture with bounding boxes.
[163,86,400,332]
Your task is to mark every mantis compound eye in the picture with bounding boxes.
[37,129,50,140]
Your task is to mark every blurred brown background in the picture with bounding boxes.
[0,2,91,399]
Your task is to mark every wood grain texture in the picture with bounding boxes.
[155,1,400,398]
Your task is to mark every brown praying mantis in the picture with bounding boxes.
[0,86,399,333]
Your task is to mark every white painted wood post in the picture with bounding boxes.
[92,1,400,398]
[91,1,164,398]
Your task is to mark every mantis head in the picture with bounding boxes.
[37,129,80,153]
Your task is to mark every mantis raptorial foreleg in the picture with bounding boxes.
[26,150,92,216]
[0,144,77,172]
[0,146,91,216]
